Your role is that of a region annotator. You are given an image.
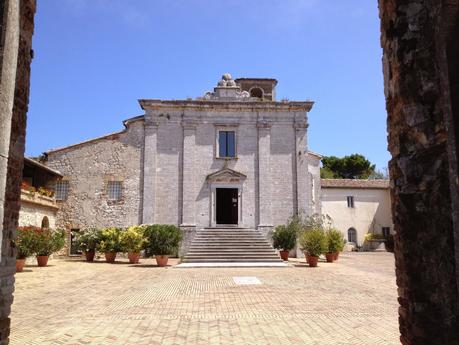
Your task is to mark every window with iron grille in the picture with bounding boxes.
[107,181,122,200]
[55,180,69,200]
[347,196,355,208]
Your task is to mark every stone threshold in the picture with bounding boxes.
[176,262,288,268]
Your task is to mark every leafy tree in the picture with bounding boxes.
[321,154,377,179]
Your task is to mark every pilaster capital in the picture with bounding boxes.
[257,120,271,130]
[182,120,198,130]
[294,122,308,130]
[144,122,159,134]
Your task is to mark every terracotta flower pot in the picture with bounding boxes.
[36,255,49,267]
[155,255,168,267]
[128,252,140,264]
[104,252,117,263]
[16,258,26,272]
[325,253,334,263]
[279,250,290,261]
[85,251,95,262]
[306,255,319,267]
[333,252,339,261]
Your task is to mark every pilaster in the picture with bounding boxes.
[257,121,272,228]
[294,122,309,215]
[142,122,158,224]
[181,121,196,227]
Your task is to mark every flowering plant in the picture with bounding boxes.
[37,186,55,198]
[15,226,40,259]
[120,226,146,253]
[20,181,36,194]
[76,228,100,253]
[98,227,123,253]
[30,228,66,256]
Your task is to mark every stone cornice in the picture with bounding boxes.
[139,99,314,112]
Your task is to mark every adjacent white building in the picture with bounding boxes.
[320,179,393,247]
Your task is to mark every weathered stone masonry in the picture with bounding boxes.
[0,1,35,344]
[379,0,459,344]
[45,118,145,232]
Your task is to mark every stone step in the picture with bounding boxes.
[191,239,268,242]
[181,258,282,263]
[194,235,265,238]
[185,252,278,256]
[183,227,280,263]
[187,248,275,254]
[189,245,273,251]
[192,239,268,242]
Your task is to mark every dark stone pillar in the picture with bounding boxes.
[379,0,459,344]
[0,1,35,344]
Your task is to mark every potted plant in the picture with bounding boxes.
[272,225,297,261]
[98,227,123,263]
[31,228,66,267]
[299,229,327,267]
[120,225,146,264]
[326,228,345,263]
[76,228,100,262]
[15,226,37,272]
[143,224,182,267]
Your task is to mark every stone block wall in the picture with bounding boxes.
[143,105,313,238]
[18,201,57,229]
[45,120,144,242]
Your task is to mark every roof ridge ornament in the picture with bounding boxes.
[198,73,250,100]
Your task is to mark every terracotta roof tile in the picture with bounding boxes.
[321,179,390,189]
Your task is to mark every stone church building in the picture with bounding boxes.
[42,74,321,254]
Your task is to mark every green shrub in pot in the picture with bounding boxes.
[272,225,297,260]
[143,224,182,266]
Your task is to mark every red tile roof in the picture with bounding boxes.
[321,179,390,189]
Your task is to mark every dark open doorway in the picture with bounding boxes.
[216,188,238,225]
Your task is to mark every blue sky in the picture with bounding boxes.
[26,0,390,170]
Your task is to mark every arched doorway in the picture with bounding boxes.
[41,216,49,229]
[347,227,357,244]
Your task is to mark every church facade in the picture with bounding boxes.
[43,74,320,253]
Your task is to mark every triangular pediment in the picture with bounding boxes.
[206,168,247,183]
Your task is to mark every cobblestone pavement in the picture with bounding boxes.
[10,252,399,345]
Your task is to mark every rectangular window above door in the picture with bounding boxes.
[218,130,236,158]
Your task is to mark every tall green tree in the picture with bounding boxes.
[320,154,377,179]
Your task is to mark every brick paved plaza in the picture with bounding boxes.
[10,252,399,345]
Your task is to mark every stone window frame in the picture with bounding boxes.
[104,175,124,205]
[210,183,244,227]
[215,125,238,160]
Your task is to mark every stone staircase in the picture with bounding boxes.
[181,227,283,263]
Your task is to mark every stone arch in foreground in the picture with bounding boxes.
[379,0,459,343]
